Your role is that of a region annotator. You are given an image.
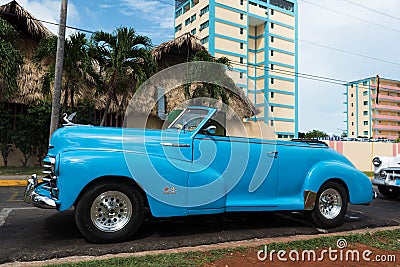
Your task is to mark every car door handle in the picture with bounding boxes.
[160,142,190,147]
[267,150,278,158]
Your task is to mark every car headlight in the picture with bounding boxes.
[379,170,387,178]
[373,157,382,167]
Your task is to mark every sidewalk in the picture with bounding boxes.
[0,175,30,187]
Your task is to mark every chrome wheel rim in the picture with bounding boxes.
[90,191,132,232]
[318,188,342,220]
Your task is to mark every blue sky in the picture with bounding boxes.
[2,0,400,135]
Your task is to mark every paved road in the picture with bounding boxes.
[0,186,399,264]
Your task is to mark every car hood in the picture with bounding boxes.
[48,125,185,157]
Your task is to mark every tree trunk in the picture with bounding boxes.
[100,93,112,126]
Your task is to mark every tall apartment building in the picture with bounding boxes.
[346,77,400,140]
[174,0,298,139]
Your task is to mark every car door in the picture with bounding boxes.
[188,134,279,213]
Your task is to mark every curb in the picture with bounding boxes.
[0,180,28,187]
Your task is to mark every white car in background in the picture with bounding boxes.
[372,155,400,198]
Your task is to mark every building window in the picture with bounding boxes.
[200,36,209,44]
[352,132,354,135]
[240,43,244,49]
[363,111,368,115]
[364,121,368,126]
[175,9,183,18]
[351,112,354,116]
[363,101,368,106]
[249,1,257,6]
[278,134,283,138]
[200,5,209,16]
[351,93,353,97]
[271,23,274,29]
[240,72,243,79]
[270,64,274,70]
[240,28,244,35]
[185,18,190,26]
[271,92,274,98]
[270,50,274,56]
[271,106,274,112]
[271,120,274,126]
[240,57,244,64]
[270,0,295,12]
[240,13,244,20]
[351,103,353,107]
[190,28,196,35]
[352,122,354,126]
[270,9,274,15]
[240,0,244,5]
[199,21,209,31]
[363,91,368,96]
[271,78,274,84]
[364,131,368,136]
[363,81,368,86]
[271,36,274,43]
[175,24,182,33]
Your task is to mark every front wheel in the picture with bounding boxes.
[309,181,348,228]
[75,181,144,243]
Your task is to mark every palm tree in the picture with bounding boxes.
[90,27,156,126]
[187,50,233,104]
[33,32,97,108]
[0,17,23,100]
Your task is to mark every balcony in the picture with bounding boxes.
[371,94,400,102]
[373,114,400,121]
[372,104,400,111]
[373,124,400,131]
[371,84,400,92]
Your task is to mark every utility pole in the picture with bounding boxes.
[49,0,68,139]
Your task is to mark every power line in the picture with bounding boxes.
[342,0,400,22]
[299,39,400,67]
[0,5,396,90]
[0,10,95,34]
[301,0,400,34]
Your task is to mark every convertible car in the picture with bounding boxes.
[24,106,374,243]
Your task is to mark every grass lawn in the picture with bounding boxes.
[0,166,42,176]
[42,229,400,267]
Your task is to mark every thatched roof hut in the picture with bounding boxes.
[0,1,54,104]
[0,0,53,57]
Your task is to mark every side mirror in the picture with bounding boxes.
[204,125,216,135]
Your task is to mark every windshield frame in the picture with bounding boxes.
[167,107,217,136]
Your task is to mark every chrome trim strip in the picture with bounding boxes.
[160,142,191,147]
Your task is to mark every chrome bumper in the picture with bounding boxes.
[24,174,56,209]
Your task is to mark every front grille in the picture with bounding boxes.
[42,157,59,199]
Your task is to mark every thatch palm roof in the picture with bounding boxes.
[152,33,207,71]
[0,1,53,41]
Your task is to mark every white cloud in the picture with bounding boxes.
[0,0,79,36]
[120,0,174,29]
[298,0,400,135]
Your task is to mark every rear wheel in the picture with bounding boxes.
[309,181,348,228]
[75,181,144,243]
[378,185,400,198]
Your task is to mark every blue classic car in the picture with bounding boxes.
[24,106,374,243]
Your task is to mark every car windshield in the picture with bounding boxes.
[168,108,210,132]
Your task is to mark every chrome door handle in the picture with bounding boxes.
[267,150,278,158]
[160,142,190,147]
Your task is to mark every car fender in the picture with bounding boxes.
[302,160,373,208]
